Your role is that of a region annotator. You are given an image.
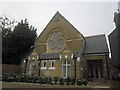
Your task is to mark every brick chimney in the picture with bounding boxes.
[114,1,120,27]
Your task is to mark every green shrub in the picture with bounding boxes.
[2,73,88,86]
[59,77,64,85]
[82,79,88,86]
[77,79,82,85]
[66,77,71,85]
[53,76,59,84]
[71,77,76,85]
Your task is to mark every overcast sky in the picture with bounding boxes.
[0,1,119,55]
[1,1,119,37]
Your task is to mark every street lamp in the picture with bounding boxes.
[37,55,41,76]
[24,58,28,74]
[59,54,62,59]
[73,55,77,79]
[72,54,77,85]
[65,55,68,59]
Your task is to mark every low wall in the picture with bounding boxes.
[1,64,19,74]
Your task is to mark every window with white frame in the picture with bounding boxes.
[49,60,55,69]
[41,60,47,69]
[62,60,71,78]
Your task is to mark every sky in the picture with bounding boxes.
[0,1,119,55]
[0,1,119,36]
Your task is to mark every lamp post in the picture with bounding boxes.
[38,61,41,76]
[37,55,41,76]
[72,54,77,85]
[65,55,68,78]
[74,56,77,80]
[24,58,28,74]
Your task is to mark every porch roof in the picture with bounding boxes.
[83,34,109,54]
[39,53,60,60]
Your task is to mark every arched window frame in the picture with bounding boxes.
[41,60,47,69]
[49,60,56,69]
[62,60,71,78]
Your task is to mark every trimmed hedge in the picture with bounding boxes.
[2,73,88,86]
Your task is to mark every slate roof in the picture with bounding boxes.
[39,34,109,60]
[39,53,60,60]
[83,34,109,54]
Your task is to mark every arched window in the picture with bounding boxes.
[62,60,71,78]
[49,60,55,69]
[41,60,47,69]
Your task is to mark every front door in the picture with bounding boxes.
[92,66,101,78]
[87,60,103,79]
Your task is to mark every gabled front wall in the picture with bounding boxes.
[26,12,85,79]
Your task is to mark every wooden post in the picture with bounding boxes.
[39,60,41,76]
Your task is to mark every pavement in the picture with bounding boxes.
[1,81,113,88]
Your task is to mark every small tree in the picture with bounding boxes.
[12,19,37,64]
[2,16,37,65]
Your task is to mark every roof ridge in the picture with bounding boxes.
[85,34,105,38]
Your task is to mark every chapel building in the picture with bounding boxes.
[25,12,110,80]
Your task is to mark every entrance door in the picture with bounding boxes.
[29,61,36,75]
[87,60,103,79]
[62,60,71,78]
[93,66,101,78]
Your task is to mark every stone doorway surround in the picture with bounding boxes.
[87,60,103,79]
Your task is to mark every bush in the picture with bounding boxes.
[2,73,88,86]
[53,76,59,84]
[77,80,82,85]
[82,79,88,86]
[59,77,65,85]
[77,79,88,86]
[71,77,76,85]
[66,77,71,85]
[47,76,52,84]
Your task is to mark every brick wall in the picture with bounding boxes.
[2,64,19,74]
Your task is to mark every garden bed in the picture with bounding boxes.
[2,73,88,86]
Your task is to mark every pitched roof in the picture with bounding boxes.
[83,34,109,54]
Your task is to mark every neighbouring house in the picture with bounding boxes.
[108,2,120,78]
